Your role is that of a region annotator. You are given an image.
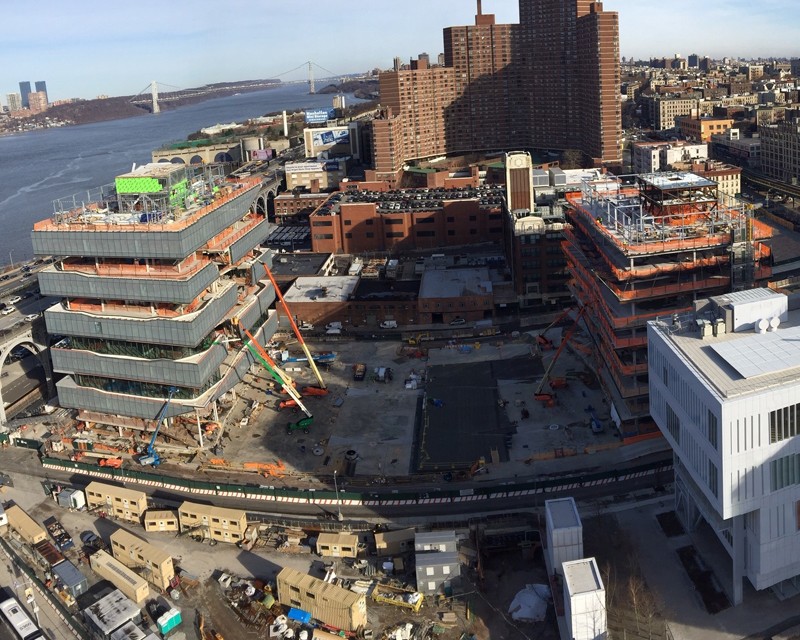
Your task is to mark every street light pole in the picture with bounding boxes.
[333,470,343,522]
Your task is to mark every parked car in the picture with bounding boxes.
[298,321,314,330]
[7,296,21,305]
[449,317,466,326]
[1,306,15,316]
[24,313,40,322]
[325,321,342,330]
[379,320,398,329]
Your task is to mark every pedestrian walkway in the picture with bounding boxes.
[616,501,800,640]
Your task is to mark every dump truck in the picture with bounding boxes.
[371,583,424,612]
[43,515,74,551]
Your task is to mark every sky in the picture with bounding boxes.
[2,0,800,103]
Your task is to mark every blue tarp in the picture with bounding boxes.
[287,608,312,624]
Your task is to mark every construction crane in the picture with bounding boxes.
[139,387,177,466]
[231,318,313,419]
[262,264,327,392]
[534,307,588,407]
[535,307,575,351]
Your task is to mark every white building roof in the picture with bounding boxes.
[419,268,492,299]
[650,291,800,398]
[563,557,604,595]
[283,276,360,304]
[83,589,140,634]
[546,498,581,530]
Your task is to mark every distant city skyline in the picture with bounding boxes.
[2,0,799,102]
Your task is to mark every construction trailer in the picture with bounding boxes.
[89,550,150,604]
[110,528,175,592]
[276,567,367,631]
[52,559,89,599]
[84,482,148,524]
[414,530,458,554]
[375,528,415,557]
[316,532,359,558]
[415,551,461,595]
[143,509,180,533]
[177,501,247,544]
[4,504,47,545]
[563,171,773,437]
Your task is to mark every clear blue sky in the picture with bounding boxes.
[2,0,799,103]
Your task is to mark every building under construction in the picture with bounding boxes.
[563,172,772,437]
[31,162,277,459]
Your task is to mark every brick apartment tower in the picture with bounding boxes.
[372,0,621,183]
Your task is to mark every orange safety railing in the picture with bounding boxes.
[610,275,730,302]
[568,200,737,256]
[205,214,264,252]
[33,176,261,233]
[60,254,207,279]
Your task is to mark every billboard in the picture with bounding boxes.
[304,108,336,124]
[312,128,350,148]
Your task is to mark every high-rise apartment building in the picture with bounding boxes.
[19,81,31,108]
[371,0,621,184]
[34,81,48,104]
[760,116,800,183]
[6,93,22,112]
[28,91,48,114]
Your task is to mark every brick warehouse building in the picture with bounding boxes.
[370,0,621,185]
[309,184,507,254]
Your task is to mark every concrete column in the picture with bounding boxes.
[730,514,745,606]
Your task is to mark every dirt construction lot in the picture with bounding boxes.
[213,329,617,483]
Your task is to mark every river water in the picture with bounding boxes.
[0,83,350,263]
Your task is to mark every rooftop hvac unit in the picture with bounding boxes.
[714,318,727,336]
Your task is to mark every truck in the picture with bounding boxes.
[371,583,424,612]
[43,516,74,551]
[353,363,367,381]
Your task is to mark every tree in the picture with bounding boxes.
[560,149,585,169]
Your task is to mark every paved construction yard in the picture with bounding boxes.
[214,330,618,481]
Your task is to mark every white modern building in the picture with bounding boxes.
[545,497,583,576]
[648,288,800,604]
[563,557,607,640]
[632,140,708,174]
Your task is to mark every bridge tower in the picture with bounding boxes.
[151,80,160,114]
[308,61,315,95]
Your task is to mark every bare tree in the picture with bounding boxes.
[627,574,647,634]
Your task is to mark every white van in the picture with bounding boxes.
[326,328,342,336]
[325,321,343,330]
[380,320,398,329]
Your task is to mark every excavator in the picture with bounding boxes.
[534,307,588,407]
[139,387,177,466]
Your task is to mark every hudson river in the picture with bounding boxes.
[0,83,352,263]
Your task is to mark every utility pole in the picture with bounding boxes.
[333,470,343,521]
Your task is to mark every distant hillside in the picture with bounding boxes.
[318,79,379,100]
[16,79,283,128]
